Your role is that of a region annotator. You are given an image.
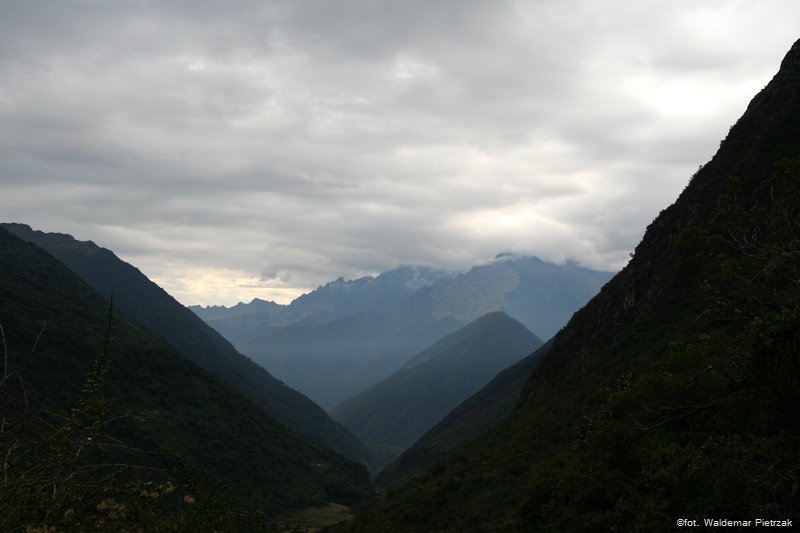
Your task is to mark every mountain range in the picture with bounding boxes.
[194,256,612,408]
[191,266,453,344]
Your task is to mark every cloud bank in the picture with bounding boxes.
[1,1,797,304]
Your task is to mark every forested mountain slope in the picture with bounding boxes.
[2,223,380,471]
[342,38,800,532]
[0,228,372,530]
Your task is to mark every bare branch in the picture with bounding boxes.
[31,320,46,355]
[1,323,7,379]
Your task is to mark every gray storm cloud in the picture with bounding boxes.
[1,0,798,304]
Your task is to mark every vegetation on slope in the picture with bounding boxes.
[340,38,800,532]
[1,223,380,472]
[0,228,372,530]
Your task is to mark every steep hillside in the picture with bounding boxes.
[1,223,380,471]
[331,312,542,450]
[376,340,552,490]
[0,227,372,529]
[341,38,800,531]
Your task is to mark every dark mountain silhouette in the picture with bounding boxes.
[340,38,800,531]
[330,312,542,450]
[1,223,380,471]
[0,227,372,523]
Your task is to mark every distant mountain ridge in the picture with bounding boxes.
[1,222,381,472]
[193,256,612,408]
[194,256,610,342]
[191,266,454,344]
[192,297,284,321]
[330,312,543,450]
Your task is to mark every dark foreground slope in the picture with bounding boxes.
[331,312,542,450]
[376,340,552,490]
[0,227,372,529]
[342,39,800,531]
[1,223,379,473]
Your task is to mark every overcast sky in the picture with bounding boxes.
[1,1,797,306]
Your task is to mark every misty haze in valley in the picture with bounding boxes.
[2,2,798,531]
